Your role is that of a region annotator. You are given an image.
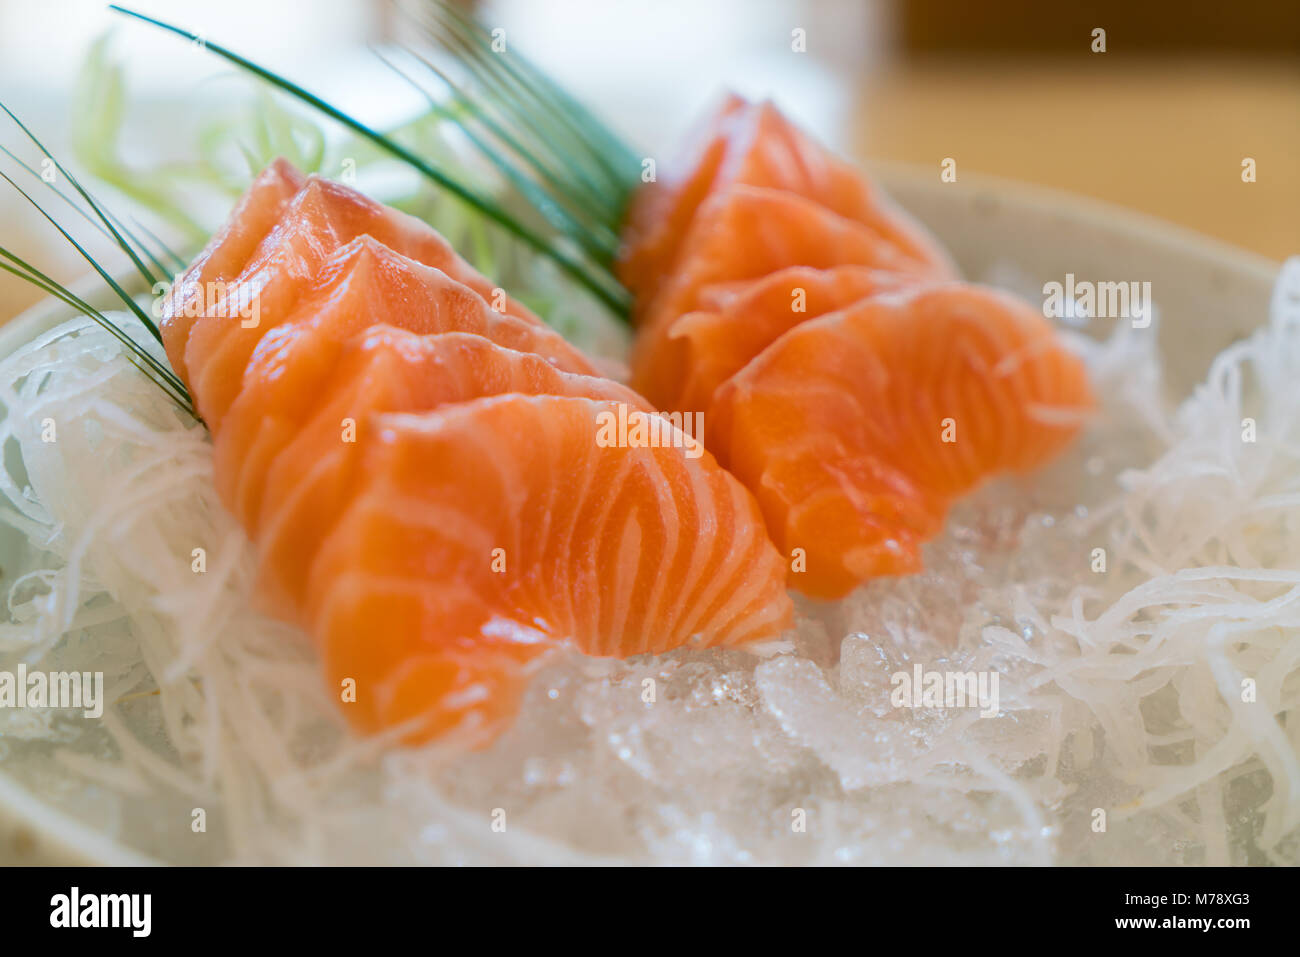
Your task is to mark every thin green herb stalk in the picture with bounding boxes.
[416,43,627,235]
[0,144,172,292]
[418,1,629,180]
[0,249,185,401]
[1,100,195,411]
[124,214,189,272]
[418,13,618,212]
[0,102,164,299]
[0,141,182,291]
[103,209,178,279]
[376,48,620,263]
[0,168,163,343]
[0,249,191,411]
[0,145,117,241]
[396,46,618,237]
[108,4,632,318]
[410,0,642,265]
[455,10,639,176]
[421,0,639,201]
[0,140,188,293]
[415,4,629,219]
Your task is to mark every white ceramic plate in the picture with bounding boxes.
[0,169,1283,865]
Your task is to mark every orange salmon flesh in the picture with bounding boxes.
[162,159,791,745]
[617,94,1094,600]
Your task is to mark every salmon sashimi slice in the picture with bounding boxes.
[161,164,540,386]
[629,185,945,399]
[222,326,649,618]
[617,93,748,301]
[706,284,1095,600]
[220,326,645,532]
[180,232,598,431]
[641,265,923,414]
[618,94,955,303]
[305,394,793,741]
[160,158,306,340]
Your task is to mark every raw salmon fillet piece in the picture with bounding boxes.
[646,265,921,415]
[159,160,793,744]
[619,94,955,304]
[220,319,648,619]
[706,284,1095,599]
[629,185,949,402]
[182,231,597,431]
[162,169,542,390]
[306,395,792,740]
[617,96,1092,600]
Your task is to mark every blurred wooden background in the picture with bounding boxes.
[863,0,1299,261]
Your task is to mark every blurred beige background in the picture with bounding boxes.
[2,0,1296,320]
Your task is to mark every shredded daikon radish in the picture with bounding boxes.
[1,262,1298,864]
